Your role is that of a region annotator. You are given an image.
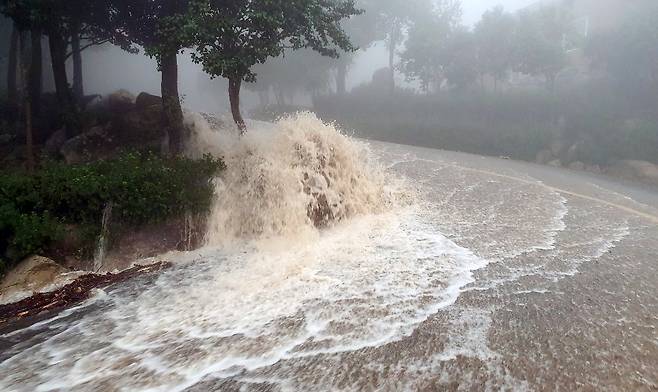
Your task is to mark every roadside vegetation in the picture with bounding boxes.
[0,0,360,277]
[0,153,224,276]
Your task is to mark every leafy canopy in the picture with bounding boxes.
[190,0,361,82]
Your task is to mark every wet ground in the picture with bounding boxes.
[1,141,657,391]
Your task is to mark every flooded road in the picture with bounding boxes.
[1,127,657,391]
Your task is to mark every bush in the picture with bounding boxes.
[0,152,225,275]
[314,83,658,166]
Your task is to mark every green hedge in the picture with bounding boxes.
[0,152,224,275]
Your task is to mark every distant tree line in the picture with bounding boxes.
[308,0,658,168]
[249,0,657,104]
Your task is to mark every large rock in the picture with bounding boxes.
[60,125,115,164]
[586,164,602,174]
[108,89,136,113]
[135,92,162,112]
[568,161,585,171]
[548,159,562,168]
[43,128,67,157]
[60,97,166,164]
[535,149,553,165]
[550,140,566,157]
[607,160,658,186]
[564,143,580,164]
[0,256,68,303]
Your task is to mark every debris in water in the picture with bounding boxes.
[0,262,170,327]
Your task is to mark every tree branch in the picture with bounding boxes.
[65,39,110,59]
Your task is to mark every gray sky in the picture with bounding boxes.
[461,0,538,25]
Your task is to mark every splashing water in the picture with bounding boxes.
[93,202,113,272]
[187,112,395,246]
[2,112,637,391]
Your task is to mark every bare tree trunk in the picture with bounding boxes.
[48,31,71,106]
[258,90,269,107]
[29,28,42,116]
[71,21,84,100]
[161,50,184,155]
[229,76,246,133]
[7,25,19,109]
[388,26,399,94]
[336,62,347,95]
[18,33,34,173]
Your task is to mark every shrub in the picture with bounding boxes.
[0,152,225,276]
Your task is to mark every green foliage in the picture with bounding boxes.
[586,1,658,94]
[190,0,361,83]
[514,5,571,88]
[0,153,224,275]
[0,204,60,276]
[97,0,194,65]
[474,6,516,84]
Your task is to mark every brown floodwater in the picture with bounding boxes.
[1,130,657,391]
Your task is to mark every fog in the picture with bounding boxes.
[1,0,657,174]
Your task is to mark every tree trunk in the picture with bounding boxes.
[48,31,71,111]
[258,90,269,107]
[229,76,246,133]
[18,33,34,173]
[29,28,42,116]
[71,22,84,100]
[160,50,184,155]
[7,25,19,108]
[546,73,557,94]
[336,62,347,95]
[388,26,398,94]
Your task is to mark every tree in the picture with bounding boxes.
[2,0,131,122]
[191,0,360,131]
[398,1,462,92]
[6,23,18,108]
[474,6,516,92]
[372,0,440,93]
[442,28,478,91]
[102,0,195,155]
[65,3,134,101]
[331,0,381,94]
[586,1,658,94]
[514,5,571,92]
[1,2,43,114]
[248,49,334,106]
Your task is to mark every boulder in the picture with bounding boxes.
[60,125,115,164]
[0,256,68,303]
[108,89,135,113]
[586,164,602,174]
[550,140,566,157]
[548,159,562,168]
[568,161,585,171]
[43,128,67,157]
[135,92,162,112]
[60,101,166,164]
[607,160,658,186]
[112,107,164,146]
[564,143,580,164]
[535,149,553,165]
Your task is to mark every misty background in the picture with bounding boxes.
[1,0,657,174]
[0,0,572,112]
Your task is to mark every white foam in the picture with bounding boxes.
[0,207,488,391]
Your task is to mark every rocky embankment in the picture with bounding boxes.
[535,139,658,187]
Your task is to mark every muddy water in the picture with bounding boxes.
[1,121,657,391]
